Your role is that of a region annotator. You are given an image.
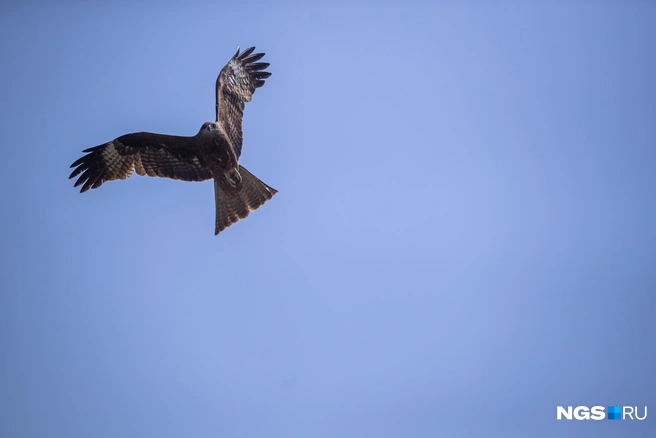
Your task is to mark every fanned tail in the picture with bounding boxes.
[214,165,277,235]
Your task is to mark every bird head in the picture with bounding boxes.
[199,121,219,134]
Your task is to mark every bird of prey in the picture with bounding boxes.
[69,46,276,235]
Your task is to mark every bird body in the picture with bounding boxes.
[69,47,276,235]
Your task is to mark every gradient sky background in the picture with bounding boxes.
[1,1,655,437]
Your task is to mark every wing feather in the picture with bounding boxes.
[215,46,271,158]
[69,132,212,193]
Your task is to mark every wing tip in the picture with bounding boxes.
[239,46,256,59]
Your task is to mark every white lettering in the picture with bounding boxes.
[557,405,647,421]
[574,406,590,420]
[557,406,573,420]
[590,406,605,420]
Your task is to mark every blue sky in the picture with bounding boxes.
[1,1,655,437]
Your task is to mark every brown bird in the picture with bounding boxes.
[69,46,276,235]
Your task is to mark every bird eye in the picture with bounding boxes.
[207,123,215,132]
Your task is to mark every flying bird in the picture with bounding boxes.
[69,46,276,235]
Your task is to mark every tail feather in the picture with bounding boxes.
[214,165,278,235]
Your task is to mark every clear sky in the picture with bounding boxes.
[1,1,655,437]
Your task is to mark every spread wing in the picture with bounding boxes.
[215,46,271,158]
[69,132,212,193]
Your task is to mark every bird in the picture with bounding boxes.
[69,46,277,235]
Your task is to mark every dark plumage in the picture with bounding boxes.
[69,46,277,235]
